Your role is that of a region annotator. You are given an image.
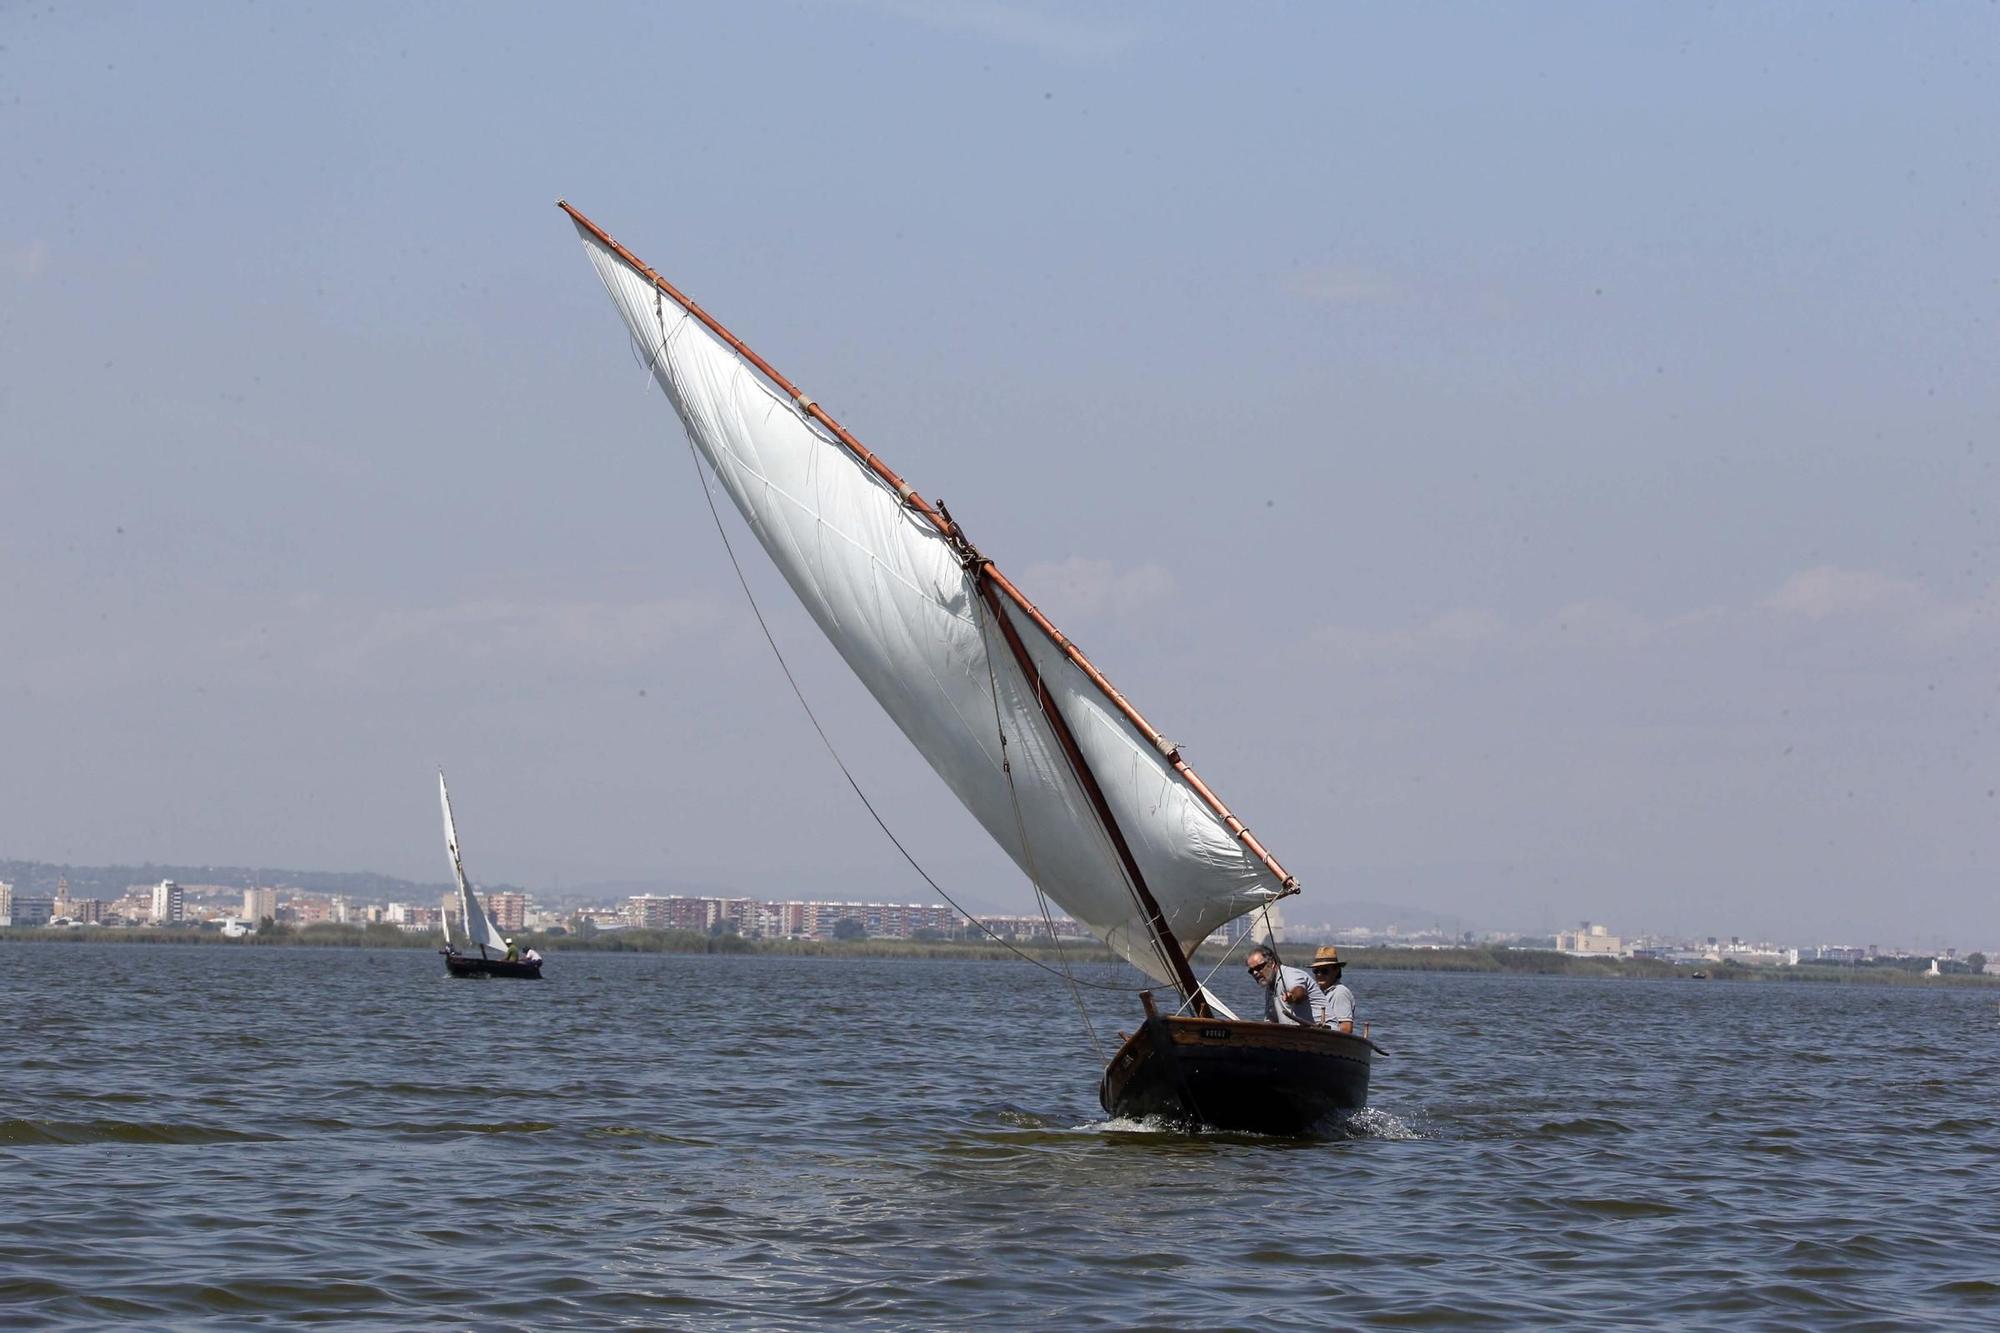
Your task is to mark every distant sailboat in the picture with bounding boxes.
[438,770,542,979]
[563,203,1370,1130]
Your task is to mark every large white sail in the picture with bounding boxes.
[576,225,1285,986]
[439,771,510,957]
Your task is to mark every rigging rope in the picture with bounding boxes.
[627,308,1141,997]
[1257,897,1281,954]
[1185,920,1259,1017]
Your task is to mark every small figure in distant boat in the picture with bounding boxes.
[1246,945,1321,1025]
[522,946,542,964]
[1310,945,1356,1034]
[504,937,519,963]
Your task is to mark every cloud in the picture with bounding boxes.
[1763,565,1998,648]
[1763,566,1928,621]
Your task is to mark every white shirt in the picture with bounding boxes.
[1263,965,1323,1025]
[1322,981,1355,1030]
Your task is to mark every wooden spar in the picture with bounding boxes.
[556,199,1301,898]
[979,563,1298,894]
[974,574,1208,1015]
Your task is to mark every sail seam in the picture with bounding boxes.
[637,274,1162,968]
[585,218,1262,993]
[983,587,1203,1007]
[976,598,1109,1061]
[570,210,1285,876]
[643,282,965,665]
[673,423,1141,994]
[1007,612,1270,959]
[702,433,974,628]
[583,216,1298,897]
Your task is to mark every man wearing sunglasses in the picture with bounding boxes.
[1245,945,1322,1026]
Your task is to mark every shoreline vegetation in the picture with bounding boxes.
[3,926,1993,986]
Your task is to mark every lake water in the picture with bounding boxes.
[2,944,1996,1328]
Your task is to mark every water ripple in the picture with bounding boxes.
[0,1117,283,1146]
[2,944,1997,1328]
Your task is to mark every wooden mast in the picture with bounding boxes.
[558,200,1296,984]
[972,575,1207,1013]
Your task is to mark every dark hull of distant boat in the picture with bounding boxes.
[442,951,543,979]
[1099,1014,1371,1135]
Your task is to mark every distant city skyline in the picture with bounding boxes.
[4,5,1994,944]
[3,855,1992,958]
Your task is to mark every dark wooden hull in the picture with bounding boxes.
[1099,1015,1370,1135]
[442,951,543,979]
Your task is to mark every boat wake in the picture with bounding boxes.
[1075,1105,1429,1142]
[1079,1114,1185,1135]
[1335,1106,1426,1140]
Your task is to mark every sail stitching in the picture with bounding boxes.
[672,416,1141,994]
[1003,607,1286,950]
[640,265,954,579]
[975,600,1107,1061]
[638,273,1114,900]
[637,277,1146,985]
[685,423,975,629]
[609,239,1212,999]
[987,593,1200,1001]
[576,214,1303,898]
[620,244,1299,925]
[645,289,1012,764]
[642,284,930,664]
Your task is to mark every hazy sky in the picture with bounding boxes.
[3,3,1994,945]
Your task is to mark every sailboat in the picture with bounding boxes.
[437,770,542,979]
[563,203,1368,1131]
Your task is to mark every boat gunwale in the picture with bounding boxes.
[1128,1014,1376,1058]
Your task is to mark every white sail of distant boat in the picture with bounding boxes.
[565,206,1300,1018]
[439,769,510,959]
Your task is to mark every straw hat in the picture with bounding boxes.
[1310,945,1344,971]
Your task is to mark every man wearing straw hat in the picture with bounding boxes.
[1310,945,1356,1034]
